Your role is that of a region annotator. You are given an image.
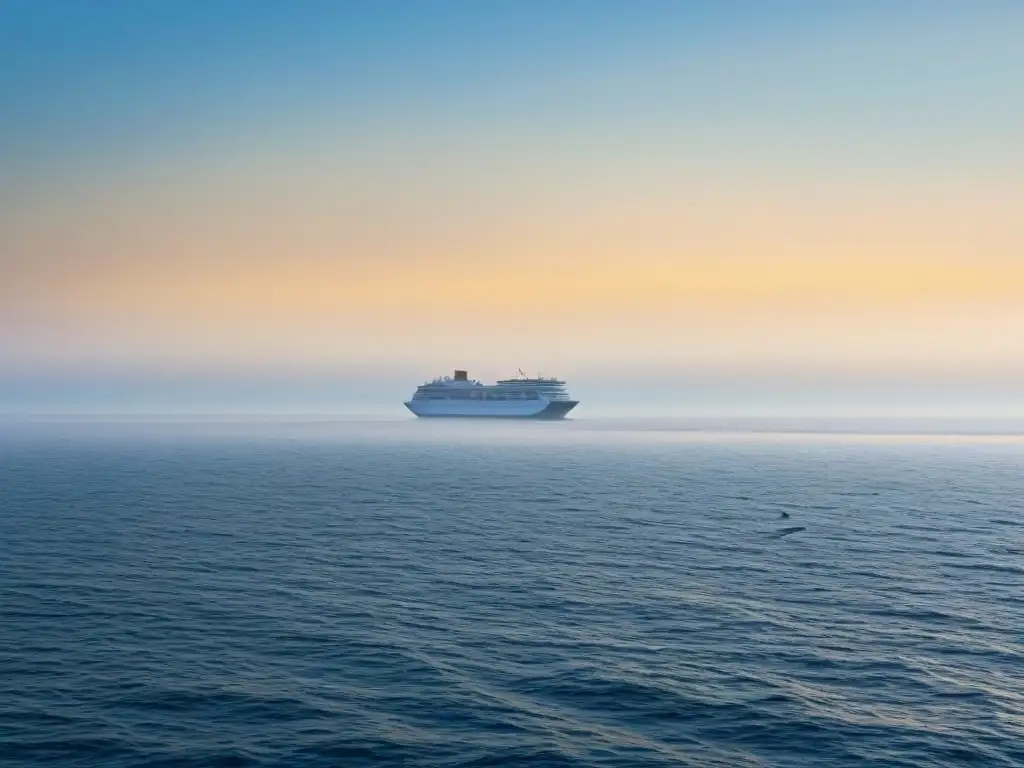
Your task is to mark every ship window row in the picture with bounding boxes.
[413,391,569,397]
[414,391,541,401]
[495,388,567,394]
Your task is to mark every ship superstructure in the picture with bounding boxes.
[404,369,578,419]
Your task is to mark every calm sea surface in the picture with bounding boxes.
[2,419,1023,767]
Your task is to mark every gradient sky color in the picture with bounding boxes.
[2,1,1023,413]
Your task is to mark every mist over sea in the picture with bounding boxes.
[2,418,1023,766]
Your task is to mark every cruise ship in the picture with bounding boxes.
[404,370,579,419]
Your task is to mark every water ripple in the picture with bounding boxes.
[1,424,1023,765]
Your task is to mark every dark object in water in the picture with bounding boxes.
[780,511,790,519]
[772,526,806,538]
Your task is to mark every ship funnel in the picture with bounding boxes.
[454,369,468,381]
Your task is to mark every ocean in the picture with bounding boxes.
[1,418,1022,766]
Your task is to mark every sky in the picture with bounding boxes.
[2,1,1023,415]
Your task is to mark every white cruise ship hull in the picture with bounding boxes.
[404,398,578,419]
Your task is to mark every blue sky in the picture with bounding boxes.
[6,1,1018,172]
